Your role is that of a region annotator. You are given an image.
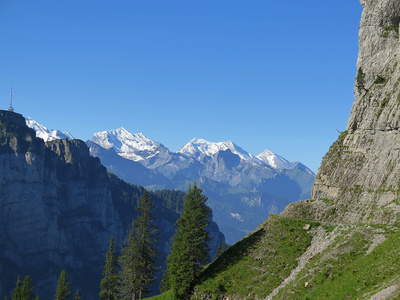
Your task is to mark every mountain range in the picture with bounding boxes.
[26,118,315,244]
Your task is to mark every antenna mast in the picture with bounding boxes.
[8,85,14,112]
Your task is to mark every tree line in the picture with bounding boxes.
[5,183,215,300]
[6,271,80,300]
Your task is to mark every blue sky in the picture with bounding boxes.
[0,0,362,173]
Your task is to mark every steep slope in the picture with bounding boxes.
[151,1,400,299]
[187,215,400,300]
[0,111,225,300]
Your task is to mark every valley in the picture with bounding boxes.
[3,0,400,299]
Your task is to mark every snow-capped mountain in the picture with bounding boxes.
[25,117,74,141]
[178,138,262,164]
[90,127,312,173]
[257,149,296,169]
[90,127,169,162]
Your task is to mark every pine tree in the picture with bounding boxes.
[73,290,80,300]
[11,275,22,300]
[100,236,119,300]
[54,270,71,300]
[163,183,211,299]
[11,275,37,300]
[20,276,35,300]
[215,242,229,259]
[119,190,159,300]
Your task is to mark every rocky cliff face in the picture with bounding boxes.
[284,0,400,225]
[0,112,224,299]
[0,115,123,298]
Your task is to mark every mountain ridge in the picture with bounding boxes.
[86,127,315,244]
[91,127,310,171]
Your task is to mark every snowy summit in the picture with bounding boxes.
[25,117,74,142]
[257,149,295,169]
[90,127,166,161]
[178,138,261,164]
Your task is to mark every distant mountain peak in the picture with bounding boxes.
[178,138,259,164]
[257,149,292,169]
[91,128,165,162]
[25,117,74,142]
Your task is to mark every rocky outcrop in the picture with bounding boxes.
[284,0,400,225]
[0,113,224,299]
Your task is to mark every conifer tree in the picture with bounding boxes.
[54,270,71,300]
[11,275,38,300]
[100,236,119,300]
[119,190,159,300]
[11,276,22,300]
[73,290,80,300]
[20,276,35,300]
[163,183,211,299]
[215,242,229,259]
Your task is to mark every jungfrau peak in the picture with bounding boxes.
[283,0,400,224]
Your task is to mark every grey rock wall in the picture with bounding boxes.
[0,123,123,298]
[283,0,400,225]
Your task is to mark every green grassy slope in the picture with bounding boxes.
[149,215,320,299]
[192,215,320,299]
[149,218,400,299]
[276,224,400,299]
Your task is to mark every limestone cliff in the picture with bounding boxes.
[283,0,400,225]
[0,111,225,299]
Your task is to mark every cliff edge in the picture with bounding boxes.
[283,0,400,225]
